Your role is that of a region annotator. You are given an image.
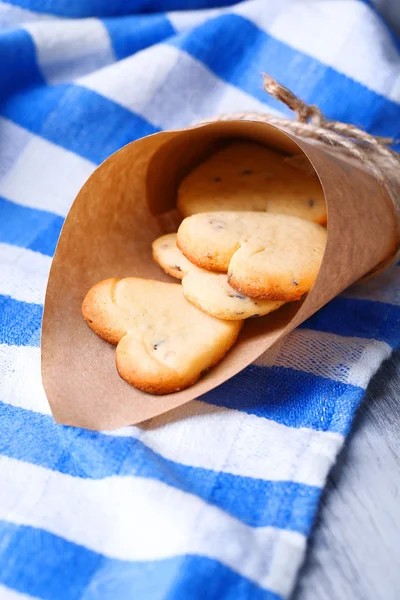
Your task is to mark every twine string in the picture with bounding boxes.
[217,74,400,180]
[202,73,400,278]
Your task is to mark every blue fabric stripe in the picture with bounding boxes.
[0,84,159,164]
[0,295,365,434]
[302,297,400,347]
[168,14,400,138]
[0,0,238,18]
[203,365,364,435]
[0,296,387,432]
[0,29,44,98]
[103,14,175,61]
[0,403,320,533]
[0,296,42,346]
[0,196,63,257]
[2,18,397,166]
[0,521,278,600]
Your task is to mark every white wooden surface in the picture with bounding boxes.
[293,349,400,600]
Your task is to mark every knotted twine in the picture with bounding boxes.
[216,74,400,182]
[206,74,400,277]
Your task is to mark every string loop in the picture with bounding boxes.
[212,73,400,180]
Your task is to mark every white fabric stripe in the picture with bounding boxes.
[111,402,343,488]
[0,1,56,28]
[0,346,50,415]
[235,0,400,103]
[0,244,51,305]
[0,586,37,600]
[23,19,116,84]
[0,117,31,180]
[342,265,400,306]
[256,328,392,389]
[170,0,400,104]
[78,43,283,131]
[0,344,342,488]
[0,456,305,596]
[0,118,96,215]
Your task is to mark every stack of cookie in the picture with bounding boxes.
[82,141,327,394]
[153,142,327,320]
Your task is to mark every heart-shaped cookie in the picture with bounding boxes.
[177,141,326,224]
[82,277,242,394]
[182,270,285,320]
[177,212,327,301]
[153,233,284,320]
[152,233,194,281]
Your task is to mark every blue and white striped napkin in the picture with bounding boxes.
[0,1,399,598]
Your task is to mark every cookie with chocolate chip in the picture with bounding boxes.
[82,277,242,394]
[177,212,327,301]
[152,233,284,320]
[182,269,284,320]
[152,233,193,280]
[177,141,326,225]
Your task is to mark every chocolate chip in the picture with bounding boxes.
[153,341,164,350]
[173,265,182,272]
[208,218,225,230]
[241,169,252,175]
[214,177,221,182]
[228,293,246,300]
[236,311,245,315]
[200,367,210,377]
[249,314,260,318]
[87,319,93,323]
[308,199,315,207]
[293,280,299,286]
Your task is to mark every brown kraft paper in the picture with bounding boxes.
[41,120,400,430]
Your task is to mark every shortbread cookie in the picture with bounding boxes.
[82,277,242,394]
[177,212,258,272]
[177,141,326,225]
[152,233,194,280]
[177,212,327,301]
[152,233,283,319]
[182,270,284,320]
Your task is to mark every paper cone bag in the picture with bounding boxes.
[41,119,399,430]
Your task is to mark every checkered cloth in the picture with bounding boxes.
[0,1,399,598]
